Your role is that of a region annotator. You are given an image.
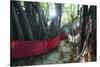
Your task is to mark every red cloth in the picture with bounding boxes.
[60,33,65,40]
[47,35,60,49]
[11,34,65,59]
[11,41,48,59]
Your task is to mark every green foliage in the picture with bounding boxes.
[39,2,78,29]
[39,2,49,17]
[61,4,78,27]
[40,2,48,11]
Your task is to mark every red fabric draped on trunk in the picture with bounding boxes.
[11,33,65,59]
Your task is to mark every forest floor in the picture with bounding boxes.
[11,47,64,66]
[11,41,78,66]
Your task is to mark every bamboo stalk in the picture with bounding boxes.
[12,3,24,40]
[16,1,34,40]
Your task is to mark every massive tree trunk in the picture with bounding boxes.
[88,6,97,61]
[80,5,88,53]
[11,1,49,40]
[78,5,96,61]
[12,1,34,40]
